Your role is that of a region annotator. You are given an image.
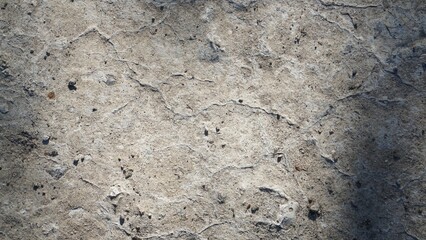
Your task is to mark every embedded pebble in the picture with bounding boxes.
[42,135,50,145]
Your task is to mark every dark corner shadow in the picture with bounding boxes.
[344,11,425,240]
[347,91,424,239]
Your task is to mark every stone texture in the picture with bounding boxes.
[0,0,425,239]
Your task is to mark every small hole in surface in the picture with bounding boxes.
[308,209,320,221]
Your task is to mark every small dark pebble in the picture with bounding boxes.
[251,206,259,214]
[42,136,50,145]
[68,81,77,91]
[73,160,79,166]
[204,129,208,136]
[119,216,125,225]
[48,150,58,157]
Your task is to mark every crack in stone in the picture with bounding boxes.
[384,69,421,92]
[135,230,199,240]
[79,177,101,190]
[313,14,363,42]
[170,72,215,84]
[198,221,230,234]
[69,27,115,47]
[258,186,289,200]
[130,76,298,126]
[316,0,382,9]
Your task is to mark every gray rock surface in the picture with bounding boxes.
[0,0,425,239]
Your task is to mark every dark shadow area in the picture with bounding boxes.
[346,92,424,239]
[0,3,50,239]
[0,57,40,239]
[343,5,425,239]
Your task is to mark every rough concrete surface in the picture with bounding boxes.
[0,0,425,239]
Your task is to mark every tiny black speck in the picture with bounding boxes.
[204,129,208,136]
[73,160,79,166]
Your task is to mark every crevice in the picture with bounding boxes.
[128,76,298,126]
[316,0,382,9]
[198,221,230,234]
